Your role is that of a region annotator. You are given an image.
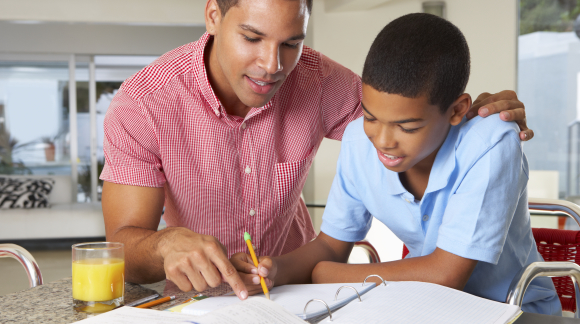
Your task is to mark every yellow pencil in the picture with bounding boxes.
[135,295,175,308]
[244,232,270,300]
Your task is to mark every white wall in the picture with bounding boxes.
[0,0,207,26]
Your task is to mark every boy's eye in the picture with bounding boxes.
[243,35,260,43]
[400,126,420,133]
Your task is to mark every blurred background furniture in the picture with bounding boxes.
[0,175,104,242]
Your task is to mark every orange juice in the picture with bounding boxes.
[72,258,125,302]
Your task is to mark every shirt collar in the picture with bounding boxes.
[194,32,275,119]
[382,121,461,197]
[423,121,461,195]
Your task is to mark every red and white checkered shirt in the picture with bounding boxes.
[100,33,362,257]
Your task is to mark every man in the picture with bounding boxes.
[101,0,533,301]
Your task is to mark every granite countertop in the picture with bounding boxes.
[2,278,580,324]
[0,278,232,324]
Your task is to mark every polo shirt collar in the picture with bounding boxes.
[195,32,275,119]
[382,122,460,197]
[424,122,460,195]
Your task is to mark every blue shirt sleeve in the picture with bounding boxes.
[436,131,527,264]
[437,128,528,264]
[320,133,373,242]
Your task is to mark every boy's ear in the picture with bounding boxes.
[448,94,472,126]
[205,0,221,36]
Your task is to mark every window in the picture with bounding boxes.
[518,0,580,228]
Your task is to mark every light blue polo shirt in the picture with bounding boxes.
[321,115,561,315]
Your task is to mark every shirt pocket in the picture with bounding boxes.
[274,149,316,217]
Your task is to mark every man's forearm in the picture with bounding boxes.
[108,226,175,284]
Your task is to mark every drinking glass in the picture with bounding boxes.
[72,242,124,313]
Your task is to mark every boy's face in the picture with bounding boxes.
[207,0,308,108]
[362,84,468,173]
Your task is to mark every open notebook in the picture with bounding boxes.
[180,280,521,323]
[180,282,376,320]
[328,281,522,324]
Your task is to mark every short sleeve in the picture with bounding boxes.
[436,133,526,264]
[320,140,372,242]
[99,90,166,187]
[319,54,363,141]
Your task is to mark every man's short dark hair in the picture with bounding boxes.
[217,0,312,16]
[362,13,470,113]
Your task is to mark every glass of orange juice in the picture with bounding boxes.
[72,242,124,313]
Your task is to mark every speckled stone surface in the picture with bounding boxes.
[0,278,233,324]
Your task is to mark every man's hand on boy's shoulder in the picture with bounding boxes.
[466,90,533,141]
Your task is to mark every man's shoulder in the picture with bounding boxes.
[120,39,204,100]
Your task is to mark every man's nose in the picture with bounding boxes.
[258,44,282,75]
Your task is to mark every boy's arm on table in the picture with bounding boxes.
[312,247,477,290]
[231,232,477,292]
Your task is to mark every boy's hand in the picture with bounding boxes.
[230,252,277,297]
[466,90,533,141]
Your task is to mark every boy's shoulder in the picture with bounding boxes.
[456,115,521,151]
[342,117,368,143]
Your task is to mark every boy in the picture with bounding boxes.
[231,13,561,314]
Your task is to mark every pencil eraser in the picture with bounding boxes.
[244,232,251,241]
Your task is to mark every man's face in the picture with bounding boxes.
[210,0,308,108]
[361,84,454,173]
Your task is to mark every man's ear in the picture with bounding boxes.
[449,94,472,126]
[205,0,221,36]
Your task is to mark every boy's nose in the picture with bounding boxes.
[375,128,397,150]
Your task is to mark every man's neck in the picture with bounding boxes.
[204,37,252,118]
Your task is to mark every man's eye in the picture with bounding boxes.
[283,42,300,49]
[243,35,260,43]
[363,115,376,122]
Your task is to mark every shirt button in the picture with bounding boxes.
[245,166,252,174]
[249,209,256,216]
[422,214,429,221]
[241,123,247,129]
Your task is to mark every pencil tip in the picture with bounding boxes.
[266,292,270,300]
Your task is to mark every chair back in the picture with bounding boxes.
[532,228,580,313]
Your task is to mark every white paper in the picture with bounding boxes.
[329,281,521,324]
[73,307,203,324]
[181,282,376,319]
[74,299,306,324]
[191,298,306,324]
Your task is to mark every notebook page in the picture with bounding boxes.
[330,281,521,324]
[74,306,206,324]
[181,282,375,319]
[190,298,306,324]
[73,299,305,324]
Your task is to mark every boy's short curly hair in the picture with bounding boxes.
[217,0,312,16]
[362,13,470,113]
